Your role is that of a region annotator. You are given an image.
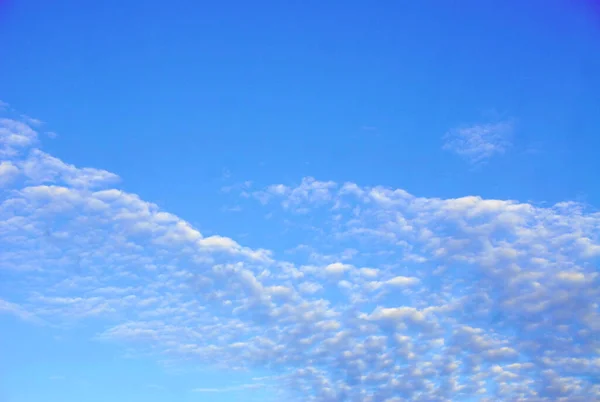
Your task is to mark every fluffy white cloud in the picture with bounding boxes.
[1,114,599,401]
[324,262,353,275]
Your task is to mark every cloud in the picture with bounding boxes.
[1,112,599,401]
[0,117,38,157]
[0,161,19,186]
[443,121,513,163]
[242,178,600,400]
[20,114,44,127]
[324,262,352,275]
[0,298,41,323]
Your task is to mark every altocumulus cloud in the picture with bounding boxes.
[1,110,600,401]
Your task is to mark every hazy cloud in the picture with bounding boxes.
[443,121,513,163]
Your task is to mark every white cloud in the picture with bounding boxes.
[385,275,420,287]
[1,109,599,401]
[0,118,38,157]
[241,177,600,400]
[0,160,19,186]
[443,121,513,163]
[368,306,426,323]
[324,262,352,275]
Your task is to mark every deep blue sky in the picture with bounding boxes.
[1,1,600,401]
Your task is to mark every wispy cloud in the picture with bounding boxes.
[0,299,43,324]
[20,114,44,127]
[192,382,266,393]
[443,121,513,163]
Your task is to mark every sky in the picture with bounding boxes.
[1,0,600,401]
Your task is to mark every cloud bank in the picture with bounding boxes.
[1,113,599,401]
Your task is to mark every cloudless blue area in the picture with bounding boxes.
[1,0,600,401]
[0,315,274,402]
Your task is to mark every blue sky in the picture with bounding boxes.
[1,0,600,401]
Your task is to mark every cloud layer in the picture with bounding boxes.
[1,115,599,401]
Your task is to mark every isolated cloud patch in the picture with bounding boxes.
[443,121,513,163]
[1,114,600,401]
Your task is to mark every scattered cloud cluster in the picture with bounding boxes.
[1,112,599,401]
[443,121,513,163]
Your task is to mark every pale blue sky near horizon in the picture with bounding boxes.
[1,0,600,401]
